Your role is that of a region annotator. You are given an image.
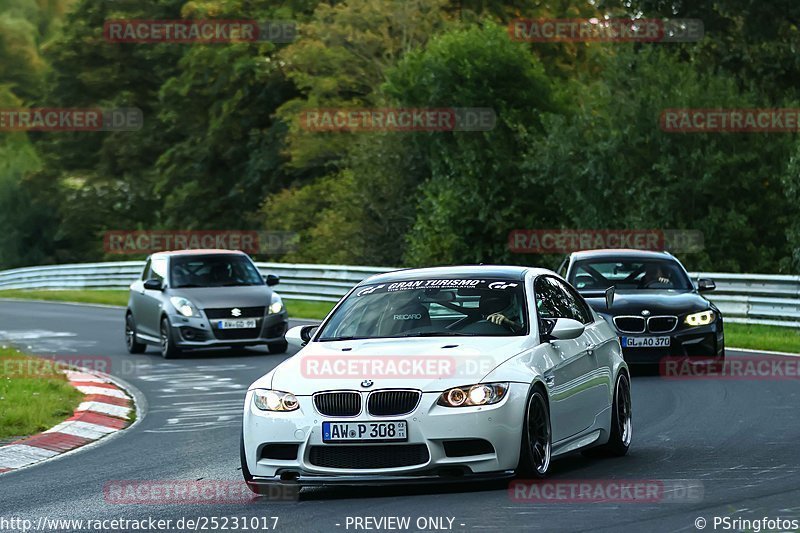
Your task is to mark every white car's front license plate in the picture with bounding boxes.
[217,319,257,329]
[621,336,671,348]
[322,421,408,443]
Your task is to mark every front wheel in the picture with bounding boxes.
[160,317,181,359]
[267,340,288,354]
[241,434,272,496]
[125,313,146,354]
[517,388,552,478]
[240,435,256,491]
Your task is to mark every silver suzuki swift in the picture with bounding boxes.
[125,249,289,358]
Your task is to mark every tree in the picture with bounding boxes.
[276,0,450,176]
[381,22,561,266]
[519,46,796,273]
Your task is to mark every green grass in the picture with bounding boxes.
[725,323,800,354]
[0,347,84,440]
[0,289,335,320]
[284,299,335,320]
[0,289,128,306]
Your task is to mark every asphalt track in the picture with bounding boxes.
[1,300,799,532]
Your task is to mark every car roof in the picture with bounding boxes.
[361,265,554,284]
[570,249,674,261]
[150,249,247,258]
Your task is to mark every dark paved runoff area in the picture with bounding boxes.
[1,300,799,532]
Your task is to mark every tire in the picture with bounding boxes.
[160,317,181,359]
[125,313,146,354]
[240,435,258,492]
[241,434,274,496]
[267,340,288,354]
[517,387,552,478]
[595,372,632,456]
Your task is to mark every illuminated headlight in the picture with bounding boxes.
[438,383,508,407]
[684,310,715,327]
[269,293,283,314]
[253,389,299,412]
[169,297,199,317]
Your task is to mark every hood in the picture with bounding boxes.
[168,285,272,310]
[584,290,711,316]
[266,336,530,395]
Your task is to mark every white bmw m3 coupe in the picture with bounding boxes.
[241,266,631,488]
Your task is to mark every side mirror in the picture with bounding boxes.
[143,279,163,291]
[605,285,616,310]
[697,278,716,292]
[265,274,280,286]
[286,325,318,348]
[546,318,585,341]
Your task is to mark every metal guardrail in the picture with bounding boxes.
[0,261,391,303]
[0,262,798,327]
[687,272,800,328]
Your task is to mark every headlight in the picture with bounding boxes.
[684,310,715,327]
[438,383,508,407]
[269,293,283,314]
[253,389,299,412]
[169,297,199,317]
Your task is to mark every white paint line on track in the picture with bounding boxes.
[0,445,59,469]
[73,385,129,398]
[729,347,800,357]
[76,401,131,419]
[45,421,118,440]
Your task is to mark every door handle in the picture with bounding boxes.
[544,375,555,387]
[584,341,597,355]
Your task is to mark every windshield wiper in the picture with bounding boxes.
[318,335,367,342]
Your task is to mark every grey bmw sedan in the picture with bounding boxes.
[125,249,289,358]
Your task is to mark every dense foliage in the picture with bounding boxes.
[1,0,798,273]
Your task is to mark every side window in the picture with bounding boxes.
[552,278,594,325]
[140,259,152,281]
[150,258,167,283]
[534,276,562,320]
[534,276,590,324]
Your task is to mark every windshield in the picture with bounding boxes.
[169,254,264,288]
[569,259,693,291]
[318,278,527,340]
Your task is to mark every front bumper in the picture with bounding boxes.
[170,310,288,348]
[617,322,724,365]
[242,384,529,486]
[248,470,516,488]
